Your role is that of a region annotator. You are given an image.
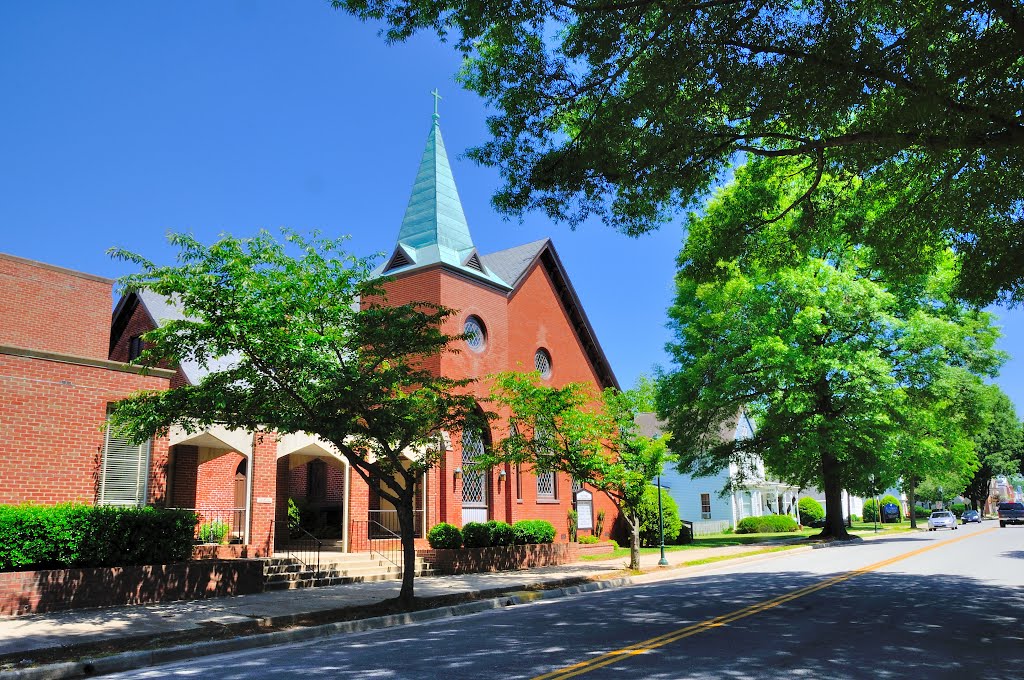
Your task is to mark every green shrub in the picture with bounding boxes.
[850,514,861,522]
[461,522,491,548]
[198,520,230,544]
[567,509,578,542]
[950,502,968,518]
[512,519,556,544]
[735,514,799,534]
[636,485,682,547]
[863,499,879,522]
[486,520,515,546]
[798,497,825,525]
[287,498,301,530]
[594,510,606,539]
[914,506,932,519]
[0,504,197,571]
[427,522,462,549]
[578,534,600,544]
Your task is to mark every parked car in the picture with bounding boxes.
[928,510,958,531]
[997,502,1024,528]
[961,509,982,524]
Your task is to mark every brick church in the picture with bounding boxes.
[0,111,621,556]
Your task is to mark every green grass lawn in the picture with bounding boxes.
[579,519,918,562]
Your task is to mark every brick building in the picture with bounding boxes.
[2,112,621,555]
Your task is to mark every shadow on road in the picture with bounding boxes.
[118,566,1024,679]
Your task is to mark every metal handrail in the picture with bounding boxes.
[351,519,402,568]
[275,521,322,573]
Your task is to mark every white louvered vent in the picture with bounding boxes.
[99,425,150,506]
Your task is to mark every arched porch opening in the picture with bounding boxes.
[275,434,350,552]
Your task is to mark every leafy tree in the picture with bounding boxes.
[625,374,658,413]
[963,387,1024,511]
[635,485,681,547]
[108,230,481,605]
[334,0,1024,305]
[486,372,668,569]
[657,159,1004,540]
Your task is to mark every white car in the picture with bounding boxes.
[928,510,958,531]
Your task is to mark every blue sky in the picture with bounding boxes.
[1,2,1020,415]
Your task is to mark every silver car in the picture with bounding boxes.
[928,510,958,531]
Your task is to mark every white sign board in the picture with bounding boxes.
[576,490,594,530]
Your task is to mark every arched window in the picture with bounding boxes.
[534,348,552,378]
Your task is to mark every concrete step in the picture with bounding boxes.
[263,568,435,591]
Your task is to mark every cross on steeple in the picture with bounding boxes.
[431,88,442,121]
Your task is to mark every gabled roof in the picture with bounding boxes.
[375,115,510,289]
[110,289,238,386]
[493,238,619,391]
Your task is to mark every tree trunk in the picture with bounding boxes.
[626,512,641,570]
[819,452,850,540]
[395,494,417,606]
[906,477,918,529]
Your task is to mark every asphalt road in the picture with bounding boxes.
[118,522,1024,680]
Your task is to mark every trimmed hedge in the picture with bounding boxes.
[735,514,799,534]
[512,520,556,544]
[427,522,463,549]
[0,504,197,572]
[461,522,491,549]
[798,497,825,525]
[487,520,515,546]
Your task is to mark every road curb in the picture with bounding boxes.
[0,578,636,680]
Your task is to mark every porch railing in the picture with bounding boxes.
[171,507,246,544]
[690,519,733,536]
[273,521,322,573]
[350,519,402,568]
[367,510,424,538]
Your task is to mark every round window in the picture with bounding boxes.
[534,348,552,378]
[464,316,486,352]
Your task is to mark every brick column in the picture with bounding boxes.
[248,433,277,557]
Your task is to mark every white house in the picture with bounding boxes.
[637,412,801,535]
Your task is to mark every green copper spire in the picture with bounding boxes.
[381,93,510,289]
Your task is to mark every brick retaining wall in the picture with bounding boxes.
[418,543,580,575]
[0,560,264,616]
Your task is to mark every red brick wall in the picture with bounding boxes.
[109,296,192,388]
[0,254,114,360]
[0,560,264,616]
[376,257,621,542]
[195,451,245,509]
[0,352,169,506]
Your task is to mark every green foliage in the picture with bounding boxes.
[0,504,196,571]
[636,485,682,547]
[487,371,670,568]
[950,503,968,518]
[426,522,463,550]
[108,230,487,602]
[798,498,825,525]
[567,509,578,542]
[914,506,933,519]
[658,159,1004,539]
[964,387,1024,510]
[335,0,1024,304]
[735,515,800,534]
[863,499,880,523]
[287,498,301,530]
[594,510,606,539]
[850,514,862,522]
[486,520,515,546]
[461,522,491,549]
[512,519,556,544]
[198,521,230,544]
[577,534,600,544]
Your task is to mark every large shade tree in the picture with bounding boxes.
[108,230,481,604]
[486,372,669,569]
[657,159,1004,539]
[335,0,1024,305]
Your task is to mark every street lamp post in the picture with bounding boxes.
[657,475,669,567]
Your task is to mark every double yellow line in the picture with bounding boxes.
[533,527,995,680]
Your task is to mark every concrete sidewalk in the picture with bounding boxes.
[0,541,799,677]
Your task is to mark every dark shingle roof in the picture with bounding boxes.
[480,238,549,289]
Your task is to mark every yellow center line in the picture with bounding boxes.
[533,527,996,680]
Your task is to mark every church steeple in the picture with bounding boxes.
[379,93,510,288]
